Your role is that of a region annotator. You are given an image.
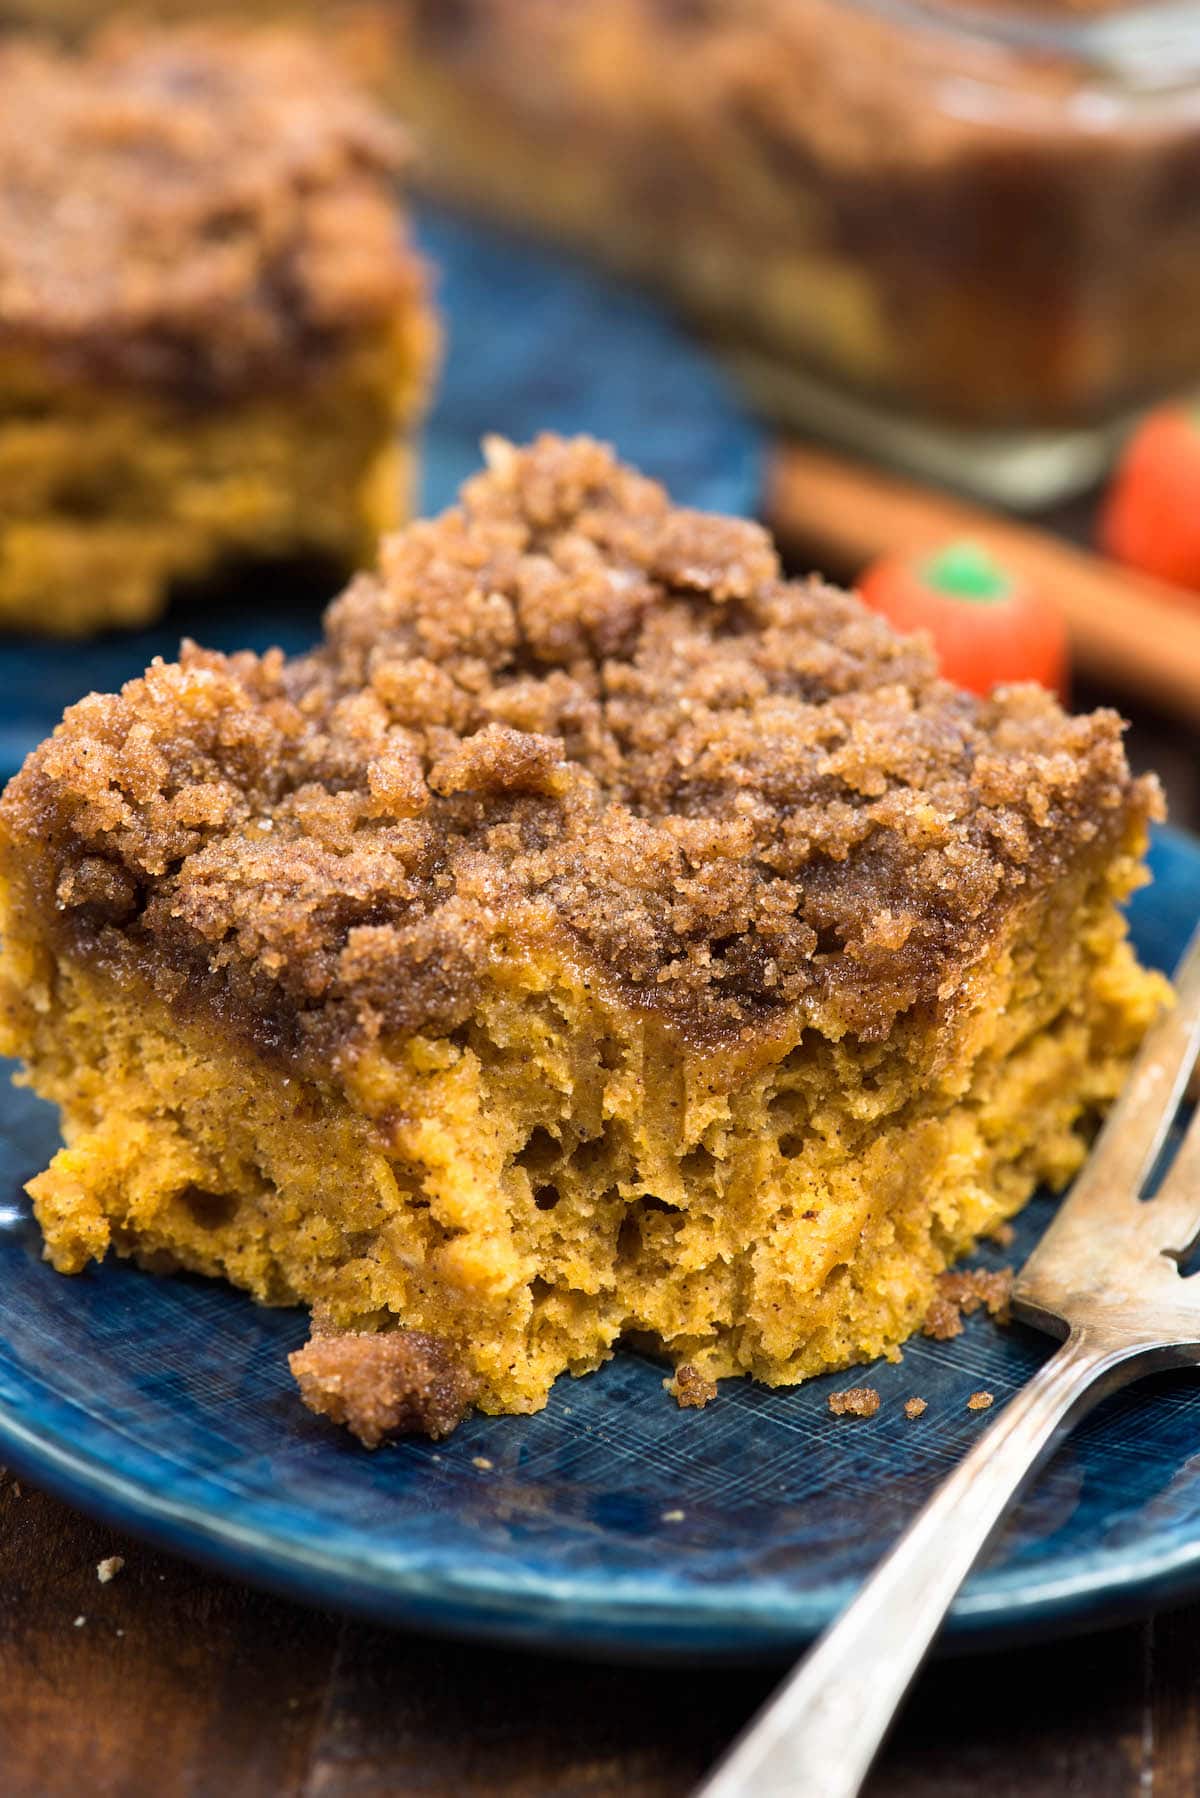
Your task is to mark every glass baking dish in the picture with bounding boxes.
[390,0,1200,503]
[3,0,1197,503]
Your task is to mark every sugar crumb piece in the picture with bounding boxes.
[828,1386,880,1418]
[472,1456,494,1471]
[967,1391,995,1412]
[290,1328,478,1446]
[921,1295,962,1342]
[661,1509,686,1523]
[923,1268,1013,1341]
[97,1556,125,1583]
[989,1222,1015,1248]
[666,1364,718,1409]
[903,1397,927,1420]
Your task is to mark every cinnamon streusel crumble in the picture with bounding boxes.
[0,435,1168,1439]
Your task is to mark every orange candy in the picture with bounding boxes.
[1101,406,1200,593]
[858,541,1069,700]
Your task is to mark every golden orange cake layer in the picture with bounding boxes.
[0,436,1167,1441]
[0,22,437,635]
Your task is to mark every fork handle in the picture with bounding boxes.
[695,1329,1150,1798]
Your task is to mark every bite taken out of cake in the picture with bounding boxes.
[0,435,1168,1442]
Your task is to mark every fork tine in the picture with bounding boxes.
[1145,1092,1200,1258]
[1067,924,1200,1214]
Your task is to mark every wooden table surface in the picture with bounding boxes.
[3,600,1199,1798]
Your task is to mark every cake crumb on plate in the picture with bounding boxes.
[290,1330,478,1447]
[923,1269,1014,1341]
[968,1391,995,1411]
[904,1397,928,1420]
[829,1387,880,1418]
[666,1364,718,1409]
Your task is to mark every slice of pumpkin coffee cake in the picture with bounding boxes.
[0,435,1167,1441]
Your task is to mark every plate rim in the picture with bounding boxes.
[4,1343,1200,1660]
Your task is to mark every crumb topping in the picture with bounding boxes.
[922,1267,1014,1341]
[289,1328,478,1445]
[828,1386,880,1417]
[668,1363,719,1408]
[1,436,1158,1066]
[903,1396,927,1419]
[967,1390,995,1411]
[0,24,422,398]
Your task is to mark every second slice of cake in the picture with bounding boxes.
[0,23,437,635]
[0,436,1167,1439]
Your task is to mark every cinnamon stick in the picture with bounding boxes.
[766,443,1200,721]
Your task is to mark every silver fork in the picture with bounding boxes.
[696,925,1200,1798]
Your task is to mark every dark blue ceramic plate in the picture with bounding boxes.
[3,215,1200,1663]
[0,830,1195,1661]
